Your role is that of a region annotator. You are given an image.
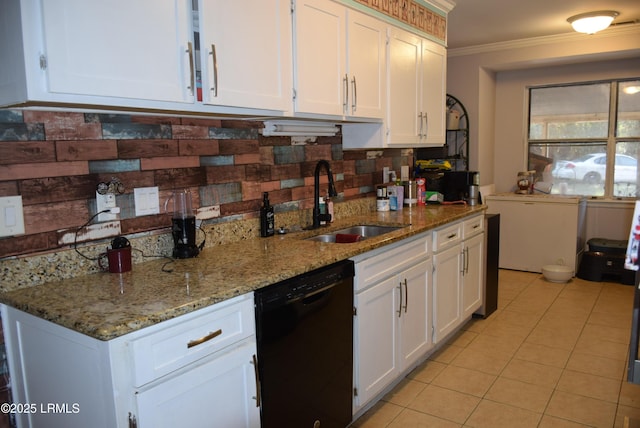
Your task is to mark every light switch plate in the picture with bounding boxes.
[0,195,26,237]
[134,187,160,216]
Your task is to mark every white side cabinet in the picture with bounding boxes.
[293,0,386,119]
[432,214,484,343]
[1,293,259,428]
[352,232,432,413]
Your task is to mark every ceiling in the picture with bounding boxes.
[446,0,640,49]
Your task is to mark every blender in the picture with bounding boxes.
[167,190,200,259]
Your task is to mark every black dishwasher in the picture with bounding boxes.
[255,260,354,428]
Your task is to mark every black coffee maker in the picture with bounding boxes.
[167,190,201,259]
[441,171,480,202]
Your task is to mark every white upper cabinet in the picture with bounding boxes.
[343,23,447,148]
[199,0,292,112]
[293,0,386,119]
[0,0,291,114]
[6,0,195,106]
[293,0,346,116]
[420,38,447,145]
[387,27,423,146]
[345,9,387,119]
[387,26,446,147]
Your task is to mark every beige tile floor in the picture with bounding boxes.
[352,269,640,428]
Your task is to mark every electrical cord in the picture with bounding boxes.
[74,209,207,273]
[75,209,176,272]
[74,209,112,261]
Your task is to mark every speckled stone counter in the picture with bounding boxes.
[0,204,486,341]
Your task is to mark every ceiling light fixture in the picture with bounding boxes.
[567,11,619,34]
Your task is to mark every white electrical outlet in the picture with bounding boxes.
[96,191,118,222]
[0,196,26,237]
[134,187,160,216]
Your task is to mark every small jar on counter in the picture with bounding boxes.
[376,185,390,211]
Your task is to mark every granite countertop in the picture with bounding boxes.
[0,204,486,341]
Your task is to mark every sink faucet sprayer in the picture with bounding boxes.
[311,160,337,229]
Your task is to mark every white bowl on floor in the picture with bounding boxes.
[542,264,573,283]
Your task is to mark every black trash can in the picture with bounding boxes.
[577,238,634,285]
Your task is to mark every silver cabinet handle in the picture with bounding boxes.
[460,249,466,275]
[251,354,261,407]
[423,112,428,138]
[418,112,424,137]
[210,44,218,97]
[403,278,408,313]
[465,247,470,274]
[187,328,222,348]
[186,42,195,96]
[351,75,357,113]
[397,282,403,318]
[343,74,349,113]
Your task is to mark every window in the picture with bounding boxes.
[527,79,640,197]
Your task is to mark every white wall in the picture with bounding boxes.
[446,25,640,189]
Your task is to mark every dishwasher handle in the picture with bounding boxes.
[286,282,339,305]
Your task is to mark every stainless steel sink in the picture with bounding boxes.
[305,225,404,243]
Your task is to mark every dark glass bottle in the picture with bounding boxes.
[260,192,275,237]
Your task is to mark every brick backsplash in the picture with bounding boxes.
[0,110,412,259]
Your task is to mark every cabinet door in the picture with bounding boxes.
[353,276,399,409]
[199,0,291,111]
[136,340,260,428]
[387,27,421,146]
[1,306,118,428]
[399,259,433,370]
[420,39,446,145]
[432,244,462,343]
[40,0,194,103]
[462,233,484,319]
[346,9,386,119]
[293,0,346,116]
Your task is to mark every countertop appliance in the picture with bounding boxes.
[255,260,354,428]
[441,171,479,202]
[166,189,202,259]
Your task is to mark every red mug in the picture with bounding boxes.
[99,247,132,273]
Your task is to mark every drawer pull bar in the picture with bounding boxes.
[186,42,195,95]
[447,233,457,239]
[251,354,261,407]
[187,329,222,348]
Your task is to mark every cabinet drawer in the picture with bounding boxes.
[433,222,462,252]
[462,215,484,239]
[354,232,431,292]
[129,294,254,387]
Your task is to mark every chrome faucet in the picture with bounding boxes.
[311,160,337,229]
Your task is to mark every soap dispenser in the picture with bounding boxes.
[260,192,275,237]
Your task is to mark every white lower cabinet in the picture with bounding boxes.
[352,232,432,413]
[135,340,259,428]
[1,293,259,428]
[432,215,484,343]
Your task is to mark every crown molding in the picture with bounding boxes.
[448,23,640,57]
